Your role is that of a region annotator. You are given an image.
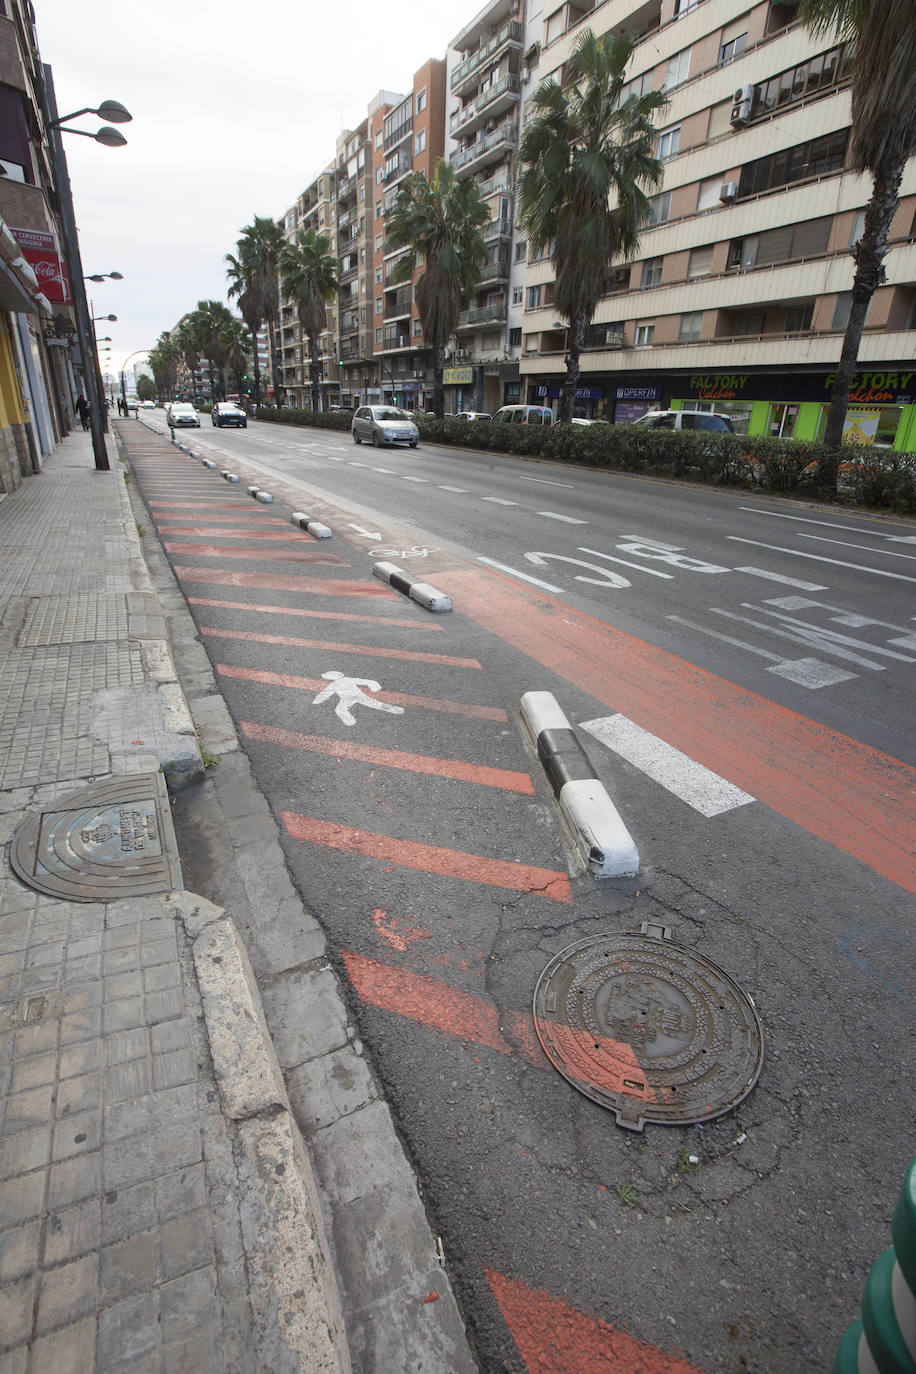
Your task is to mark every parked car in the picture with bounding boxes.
[211,402,248,429]
[569,417,609,426]
[491,404,554,426]
[629,409,734,433]
[140,400,156,409]
[352,405,419,448]
[166,402,200,428]
[454,411,492,421]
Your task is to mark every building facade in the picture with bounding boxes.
[516,0,916,447]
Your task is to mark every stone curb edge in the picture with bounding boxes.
[167,891,352,1374]
[372,560,452,612]
[520,690,640,878]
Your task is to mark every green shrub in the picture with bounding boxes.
[840,450,916,512]
[255,405,353,431]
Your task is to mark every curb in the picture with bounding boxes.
[291,511,333,539]
[520,690,639,877]
[372,560,452,612]
[248,485,274,503]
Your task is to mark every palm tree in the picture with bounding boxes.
[149,331,180,399]
[175,317,203,402]
[518,29,668,421]
[192,300,235,401]
[279,227,339,412]
[800,0,916,483]
[384,158,490,419]
[225,251,265,405]
[221,318,252,399]
[231,217,284,408]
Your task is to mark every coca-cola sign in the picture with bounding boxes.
[12,228,71,304]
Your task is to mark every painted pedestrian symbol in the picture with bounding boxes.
[312,671,404,727]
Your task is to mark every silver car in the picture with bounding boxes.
[167,402,200,428]
[352,405,419,448]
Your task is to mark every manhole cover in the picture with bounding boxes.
[533,922,763,1131]
[10,774,182,902]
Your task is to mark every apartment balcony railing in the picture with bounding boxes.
[337,173,357,200]
[383,329,411,349]
[484,217,512,242]
[340,312,359,333]
[384,152,413,183]
[338,263,358,283]
[451,19,522,92]
[450,72,520,137]
[477,172,513,200]
[384,115,413,152]
[479,261,509,283]
[384,292,412,320]
[451,118,517,174]
[340,342,362,361]
[457,299,507,328]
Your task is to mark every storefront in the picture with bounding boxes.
[532,381,606,420]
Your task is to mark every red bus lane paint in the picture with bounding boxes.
[485,1269,707,1374]
[446,567,916,895]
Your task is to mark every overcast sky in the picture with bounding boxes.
[34,0,463,377]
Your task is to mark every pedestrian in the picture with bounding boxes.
[76,394,90,430]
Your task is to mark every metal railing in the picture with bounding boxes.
[458,300,507,326]
[451,118,517,172]
[451,19,522,90]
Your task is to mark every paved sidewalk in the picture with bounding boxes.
[0,430,350,1372]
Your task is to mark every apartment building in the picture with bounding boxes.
[279,165,339,409]
[518,0,916,448]
[446,0,542,413]
[374,61,447,409]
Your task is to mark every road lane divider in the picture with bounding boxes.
[247,485,274,503]
[292,512,333,539]
[521,691,639,879]
[372,561,451,613]
[201,459,218,469]
[221,470,240,483]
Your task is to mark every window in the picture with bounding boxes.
[646,192,671,226]
[785,302,814,332]
[413,319,423,335]
[527,285,542,309]
[375,298,383,314]
[618,71,653,107]
[678,311,703,341]
[848,210,865,247]
[728,217,832,270]
[359,185,366,201]
[415,129,426,154]
[512,286,523,305]
[718,32,746,65]
[375,267,383,283]
[634,321,655,346]
[509,327,522,346]
[376,328,382,343]
[674,0,699,13]
[738,129,849,198]
[584,322,625,347]
[375,129,383,148]
[515,240,527,261]
[641,257,663,288]
[832,293,852,329]
[656,126,681,161]
[375,166,384,184]
[376,200,382,219]
[665,49,691,89]
[416,88,426,114]
[731,310,765,335]
[750,45,847,120]
[687,244,714,279]
[546,7,565,44]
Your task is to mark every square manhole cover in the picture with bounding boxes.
[10,773,182,901]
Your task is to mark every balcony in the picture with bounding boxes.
[382,329,411,350]
[484,217,512,243]
[384,152,413,184]
[479,261,509,284]
[451,118,517,175]
[477,172,513,200]
[451,19,522,93]
[384,291,412,320]
[457,299,507,329]
[337,173,357,201]
[450,72,520,140]
[384,116,413,152]
[340,312,359,333]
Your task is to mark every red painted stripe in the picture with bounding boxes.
[173,568,392,596]
[485,1269,706,1374]
[202,624,480,668]
[448,568,916,895]
[163,542,341,562]
[157,526,306,539]
[282,813,572,902]
[241,720,534,793]
[149,501,253,508]
[217,664,507,721]
[188,596,441,630]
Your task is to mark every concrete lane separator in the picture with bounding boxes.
[201,458,218,469]
[222,470,241,483]
[520,690,639,878]
[248,485,275,504]
[171,891,352,1374]
[291,512,333,539]
[372,561,452,613]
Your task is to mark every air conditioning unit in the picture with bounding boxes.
[719,182,738,202]
[730,85,753,126]
[521,65,530,82]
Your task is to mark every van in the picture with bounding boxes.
[491,404,554,426]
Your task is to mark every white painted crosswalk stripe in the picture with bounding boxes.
[580,714,756,817]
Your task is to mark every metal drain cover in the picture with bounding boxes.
[10,773,182,902]
[533,923,763,1131]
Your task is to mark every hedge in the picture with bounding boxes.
[249,407,916,513]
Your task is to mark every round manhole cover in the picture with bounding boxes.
[533,924,763,1131]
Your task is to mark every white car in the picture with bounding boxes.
[454,411,492,422]
[629,409,733,433]
[167,402,200,429]
[140,400,156,409]
[351,405,419,448]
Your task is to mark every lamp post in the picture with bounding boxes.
[42,68,132,471]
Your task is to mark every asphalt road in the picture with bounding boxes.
[135,413,915,1374]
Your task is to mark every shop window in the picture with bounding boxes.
[641,257,663,288]
[634,321,655,346]
[678,311,703,341]
[646,192,671,226]
[718,32,747,65]
[738,129,848,198]
[785,302,813,332]
[687,244,714,279]
[656,126,681,161]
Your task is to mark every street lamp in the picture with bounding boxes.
[85,271,123,282]
[42,68,132,469]
[93,314,118,322]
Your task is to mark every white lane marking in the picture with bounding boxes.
[617,532,682,552]
[481,496,518,506]
[886,536,916,544]
[576,547,672,580]
[399,475,428,483]
[727,537,916,583]
[478,556,564,592]
[538,512,587,524]
[439,485,468,493]
[667,615,856,686]
[372,467,395,473]
[350,462,368,467]
[739,507,896,536]
[348,524,382,539]
[516,475,577,488]
[736,566,827,590]
[764,597,916,650]
[580,714,755,817]
[799,533,916,561]
[712,607,888,669]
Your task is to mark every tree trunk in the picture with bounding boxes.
[433,340,446,419]
[251,349,262,407]
[561,311,586,422]
[818,160,904,488]
[267,316,282,409]
[309,334,322,412]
